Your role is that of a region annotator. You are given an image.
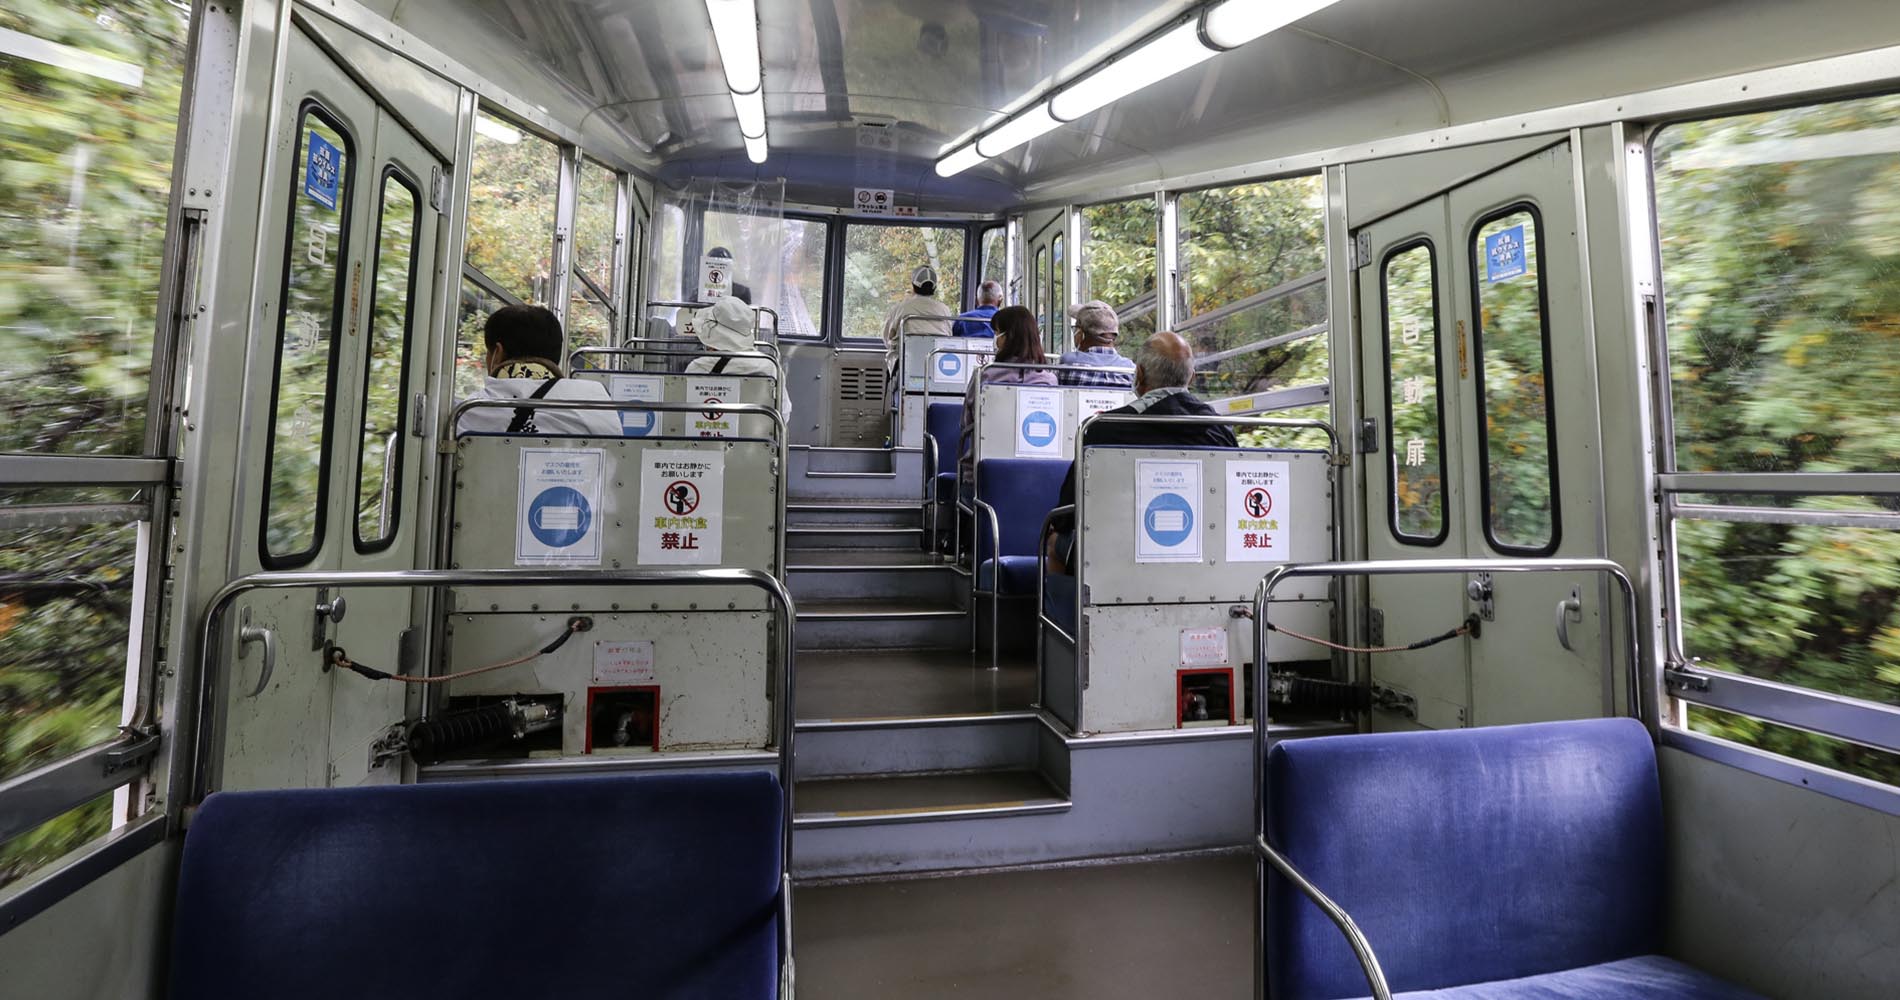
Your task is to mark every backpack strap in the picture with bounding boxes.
[710,355,733,374]
[506,376,562,434]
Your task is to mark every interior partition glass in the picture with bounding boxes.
[840,223,965,342]
[1175,175,1328,398]
[1080,197,1158,345]
[0,1,193,455]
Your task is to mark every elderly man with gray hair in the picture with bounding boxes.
[1057,300,1136,388]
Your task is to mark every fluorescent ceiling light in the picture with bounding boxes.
[744,132,769,164]
[474,115,522,145]
[732,88,766,139]
[1049,22,1214,122]
[705,0,762,94]
[1203,0,1343,50]
[975,104,1063,158]
[935,144,987,178]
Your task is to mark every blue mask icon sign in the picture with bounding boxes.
[1021,411,1058,448]
[1485,224,1526,283]
[1143,492,1195,548]
[621,411,655,438]
[528,486,592,548]
[937,353,962,378]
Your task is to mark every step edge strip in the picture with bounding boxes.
[792,799,1072,829]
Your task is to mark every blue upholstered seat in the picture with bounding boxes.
[974,457,1068,596]
[1043,572,1079,637]
[170,772,784,1000]
[1268,719,1761,1000]
[925,401,961,478]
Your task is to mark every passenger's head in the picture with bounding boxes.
[976,280,1004,308]
[1069,300,1120,350]
[1134,330,1194,395]
[911,264,938,297]
[692,296,756,354]
[989,305,1047,366]
[484,304,564,375]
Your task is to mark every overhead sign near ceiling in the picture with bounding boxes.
[853,187,894,216]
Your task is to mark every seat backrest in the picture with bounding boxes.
[975,457,1069,559]
[171,772,783,1000]
[1267,718,1663,999]
[926,401,962,475]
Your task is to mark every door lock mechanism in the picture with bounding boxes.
[1466,573,1495,622]
[312,588,348,650]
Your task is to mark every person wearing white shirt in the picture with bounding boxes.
[456,304,622,438]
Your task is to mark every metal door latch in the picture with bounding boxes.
[1555,586,1583,651]
[1466,574,1494,622]
[312,588,348,650]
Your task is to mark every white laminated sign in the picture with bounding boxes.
[516,448,605,566]
[685,376,738,438]
[638,450,724,565]
[1226,460,1291,562]
[1077,390,1129,421]
[1135,459,1202,563]
[606,373,663,438]
[1014,387,1064,458]
[698,254,732,301]
[930,337,974,390]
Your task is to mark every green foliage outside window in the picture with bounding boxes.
[841,224,964,341]
[1079,198,1158,345]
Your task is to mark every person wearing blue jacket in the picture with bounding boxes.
[952,280,1004,337]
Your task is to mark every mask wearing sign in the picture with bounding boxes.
[1226,460,1291,562]
[637,450,724,565]
[1135,459,1203,563]
[686,376,737,437]
[607,373,663,438]
[931,338,973,389]
[1014,387,1064,458]
[516,448,606,566]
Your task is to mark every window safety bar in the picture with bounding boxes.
[568,345,784,384]
[0,455,171,488]
[1248,557,1643,1000]
[1174,269,1327,337]
[0,730,162,848]
[1191,321,1329,368]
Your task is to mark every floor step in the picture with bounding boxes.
[793,768,1069,828]
[790,448,924,501]
[788,560,963,604]
[786,500,921,528]
[796,648,1035,721]
[796,600,968,650]
[786,525,925,551]
[794,713,1042,780]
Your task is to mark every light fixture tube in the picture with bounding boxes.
[1049,22,1215,122]
[744,132,769,164]
[704,0,762,94]
[1202,0,1344,50]
[974,104,1063,159]
[732,87,766,139]
[935,144,987,178]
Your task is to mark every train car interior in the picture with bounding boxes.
[5,0,1900,997]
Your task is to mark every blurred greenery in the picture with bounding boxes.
[1656,95,1900,784]
[1472,211,1555,551]
[1080,198,1158,345]
[0,0,188,887]
[841,223,965,341]
[1383,243,1445,539]
[456,110,558,394]
[354,176,418,548]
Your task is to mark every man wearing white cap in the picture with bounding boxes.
[880,264,954,412]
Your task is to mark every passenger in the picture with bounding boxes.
[880,264,955,396]
[1045,331,1235,573]
[686,295,791,423]
[958,305,1056,486]
[458,304,622,437]
[1056,300,1135,388]
[952,280,1005,338]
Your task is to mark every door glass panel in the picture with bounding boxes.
[1034,246,1049,334]
[1471,207,1557,553]
[1051,234,1066,350]
[839,223,965,341]
[354,172,419,551]
[1080,198,1158,344]
[264,108,352,564]
[1382,241,1446,543]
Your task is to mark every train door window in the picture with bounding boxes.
[456,110,559,394]
[1468,206,1557,555]
[1652,94,1900,788]
[978,224,1007,290]
[1033,245,1049,334]
[352,171,420,551]
[1174,175,1328,398]
[626,215,644,339]
[1381,241,1447,544]
[263,108,354,565]
[1080,197,1159,344]
[569,157,620,352]
[1051,234,1066,338]
[777,216,829,339]
[839,222,966,342]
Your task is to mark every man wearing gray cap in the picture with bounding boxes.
[1057,300,1136,388]
[880,263,955,412]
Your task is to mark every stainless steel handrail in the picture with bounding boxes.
[892,315,984,443]
[569,345,784,385]
[1248,557,1644,999]
[1253,835,1392,1000]
[1061,414,1344,733]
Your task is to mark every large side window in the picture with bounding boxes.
[568,156,620,354]
[353,171,420,551]
[1381,241,1447,544]
[263,107,353,565]
[1175,175,1328,399]
[1653,94,1900,788]
[1080,197,1158,345]
[456,109,559,394]
[840,223,966,341]
[1470,207,1557,555]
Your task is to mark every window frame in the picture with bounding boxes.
[1466,200,1562,558]
[351,165,422,554]
[1379,237,1451,547]
[260,101,356,570]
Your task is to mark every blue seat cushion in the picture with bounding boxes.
[1361,955,1763,999]
[974,457,1069,560]
[926,402,962,475]
[1269,719,1664,999]
[978,554,1041,593]
[932,471,958,500]
[1044,573,1079,637]
[170,772,783,1000]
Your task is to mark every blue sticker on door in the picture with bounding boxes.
[305,131,341,210]
[1484,224,1526,283]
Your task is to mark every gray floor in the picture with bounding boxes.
[795,852,1255,999]
[797,648,1038,719]
[797,768,1061,816]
